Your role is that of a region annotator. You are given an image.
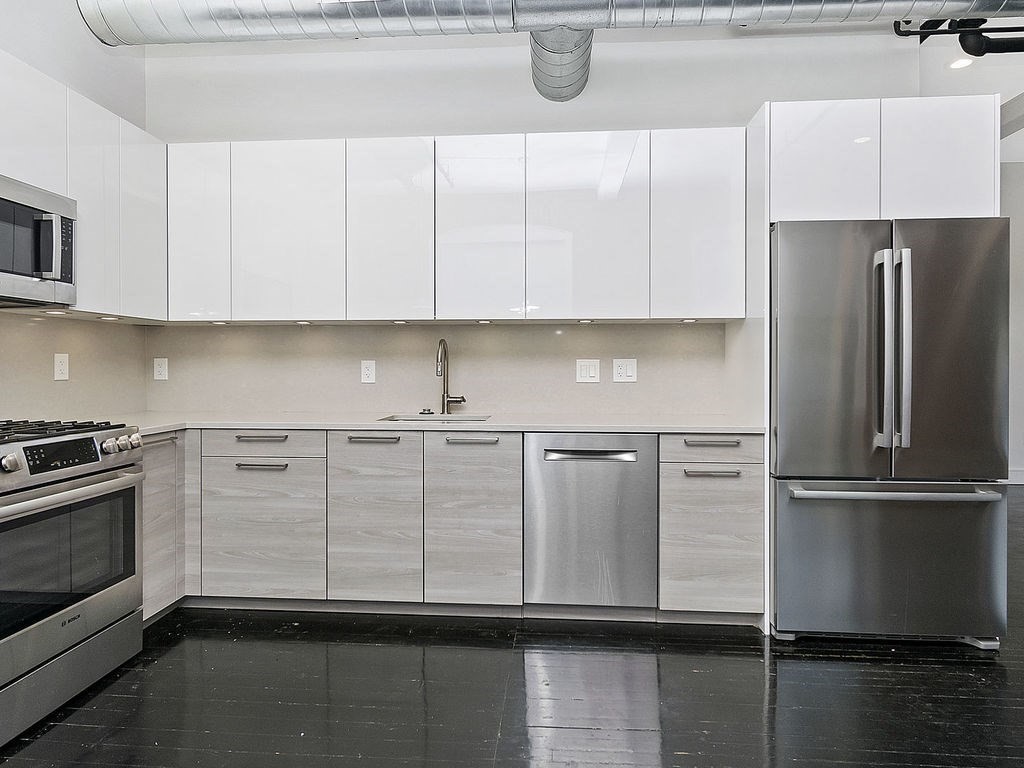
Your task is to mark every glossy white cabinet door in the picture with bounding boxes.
[68,92,120,315]
[881,95,999,219]
[120,121,168,320]
[0,50,67,195]
[526,131,650,319]
[435,134,526,320]
[347,137,434,320]
[651,128,745,319]
[231,140,346,321]
[168,143,231,321]
[769,99,880,222]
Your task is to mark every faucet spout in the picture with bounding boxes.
[435,338,465,415]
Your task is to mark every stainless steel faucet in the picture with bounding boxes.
[436,338,466,415]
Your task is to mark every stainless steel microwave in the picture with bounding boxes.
[0,173,75,308]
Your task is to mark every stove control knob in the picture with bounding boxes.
[116,435,131,451]
[101,438,120,454]
[1,454,21,472]
[129,433,143,449]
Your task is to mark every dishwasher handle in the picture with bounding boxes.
[543,449,638,462]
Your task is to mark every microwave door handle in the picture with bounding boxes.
[33,213,61,280]
[895,247,913,448]
[873,249,894,449]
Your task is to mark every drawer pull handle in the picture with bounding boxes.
[235,462,290,471]
[144,436,178,447]
[235,434,289,442]
[445,436,499,445]
[683,438,742,447]
[347,435,401,443]
[683,469,742,478]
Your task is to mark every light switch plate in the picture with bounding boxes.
[361,360,376,384]
[53,353,69,381]
[613,358,637,383]
[153,358,169,381]
[576,359,600,383]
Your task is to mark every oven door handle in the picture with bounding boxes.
[0,470,144,525]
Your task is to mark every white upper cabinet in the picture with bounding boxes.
[68,92,120,315]
[526,131,650,320]
[231,140,346,321]
[346,137,434,321]
[435,134,526,320]
[120,120,168,321]
[651,128,745,319]
[881,95,999,219]
[769,99,881,222]
[0,50,67,195]
[168,143,231,321]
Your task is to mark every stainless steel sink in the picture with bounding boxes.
[379,414,491,422]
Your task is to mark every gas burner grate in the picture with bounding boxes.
[0,421,126,446]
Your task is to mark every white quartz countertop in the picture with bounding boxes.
[118,411,765,436]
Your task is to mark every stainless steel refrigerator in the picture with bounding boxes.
[771,218,1009,648]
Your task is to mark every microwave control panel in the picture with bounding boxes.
[23,438,100,475]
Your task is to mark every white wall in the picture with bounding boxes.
[0,0,146,126]
[1002,163,1024,481]
[145,29,919,141]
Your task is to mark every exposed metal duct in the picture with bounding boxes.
[78,0,1024,101]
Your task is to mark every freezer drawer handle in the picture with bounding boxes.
[684,469,742,477]
[445,436,499,445]
[347,435,401,443]
[235,462,290,471]
[788,486,1001,503]
[682,438,742,447]
[544,449,637,462]
[235,434,289,442]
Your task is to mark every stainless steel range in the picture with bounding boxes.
[0,420,144,746]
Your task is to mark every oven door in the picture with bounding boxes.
[0,468,142,689]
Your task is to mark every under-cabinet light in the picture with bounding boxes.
[296,321,312,326]
[681,319,698,323]
[393,320,407,325]
[477,320,491,324]
[211,321,229,325]
[44,310,68,315]
[578,319,593,324]
[99,316,119,321]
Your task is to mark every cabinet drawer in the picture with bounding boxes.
[202,429,326,457]
[660,434,762,464]
[659,462,764,613]
[328,431,424,603]
[201,456,327,599]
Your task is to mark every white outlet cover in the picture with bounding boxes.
[153,357,169,381]
[361,360,376,384]
[576,359,600,383]
[53,353,69,381]
[613,358,638,383]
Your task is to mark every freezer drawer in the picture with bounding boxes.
[773,479,1006,640]
[524,433,658,608]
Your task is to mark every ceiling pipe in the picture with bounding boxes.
[78,0,1024,101]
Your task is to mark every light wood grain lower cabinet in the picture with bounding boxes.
[142,432,181,620]
[327,432,423,602]
[659,462,764,613]
[201,457,327,599]
[424,433,523,605]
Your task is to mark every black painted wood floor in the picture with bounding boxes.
[3,487,1023,768]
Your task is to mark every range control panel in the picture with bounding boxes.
[23,437,100,475]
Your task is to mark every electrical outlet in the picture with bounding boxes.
[361,360,376,384]
[53,353,69,381]
[576,359,600,383]
[153,358,169,381]
[613,358,637,383]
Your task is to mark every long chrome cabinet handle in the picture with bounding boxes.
[235,462,289,470]
[789,486,1001,503]
[143,436,178,447]
[544,449,637,462]
[895,247,913,448]
[683,438,742,447]
[347,435,401,443]
[235,434,289,442]
[683,469,742,477]
[873,248,895,449]
[445,436,499,445]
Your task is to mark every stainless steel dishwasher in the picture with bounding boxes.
[524,433,658,608]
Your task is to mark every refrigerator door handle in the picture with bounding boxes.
[788,485,1002,503]
[895,247,913,448]
[873,249,895,449]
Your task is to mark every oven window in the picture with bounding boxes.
[0,487,136,638]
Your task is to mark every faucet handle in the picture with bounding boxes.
[446,395,467,408]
